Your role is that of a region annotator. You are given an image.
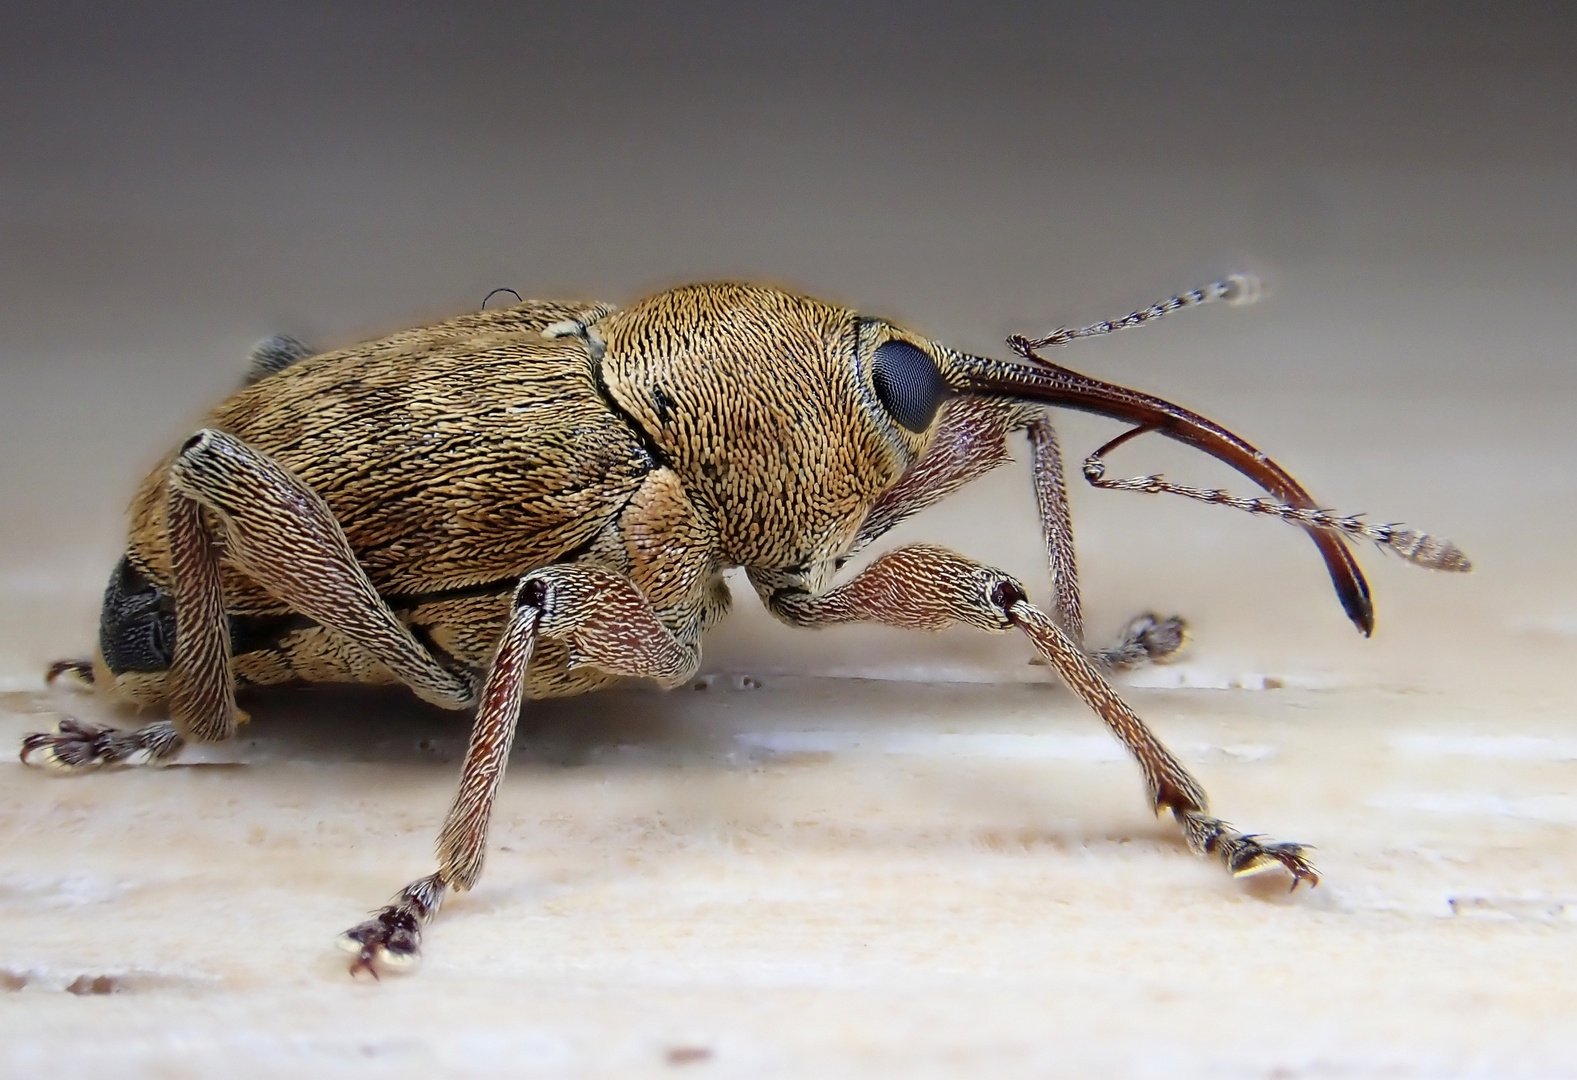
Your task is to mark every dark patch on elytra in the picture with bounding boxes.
[245,334,315,384]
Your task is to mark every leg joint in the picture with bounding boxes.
[991,578,1028,614]
[514,575,549,612]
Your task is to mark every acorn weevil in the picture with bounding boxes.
[22,277,1470,975]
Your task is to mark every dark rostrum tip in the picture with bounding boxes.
[1343,574,1375,638]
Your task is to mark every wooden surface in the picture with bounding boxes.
[2,502,1574,1078]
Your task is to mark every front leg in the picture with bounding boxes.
[764,545,1317,887]
[340,565,699,976]
[858,397,1185,667]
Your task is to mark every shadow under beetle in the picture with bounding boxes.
[23,277,1469,975]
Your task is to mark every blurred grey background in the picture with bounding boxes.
[1,1,1574,680]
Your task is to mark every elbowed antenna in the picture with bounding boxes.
[941,347,1378,635]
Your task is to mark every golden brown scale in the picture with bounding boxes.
[23,278,1472,976]
[140,300,649,599]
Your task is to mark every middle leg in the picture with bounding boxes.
[339,564,701,975]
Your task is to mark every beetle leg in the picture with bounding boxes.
[164,477,243,743]
[168,429,477,712]
[20,483,239,769]
[20,717,183,771]
[339,592,538,977]
[44,658,95,685]
[340,565,698,976]
[1023,411,1084,643]
[25,429,488,772]
[1025,413,1188,668]
[765,544,1317,888]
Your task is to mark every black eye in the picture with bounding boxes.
[871,340,946,433]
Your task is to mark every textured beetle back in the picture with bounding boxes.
[118,299,653,615]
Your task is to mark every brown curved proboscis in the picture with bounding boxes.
[947,351,1374,636]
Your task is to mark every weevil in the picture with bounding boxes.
[22,277,1470,975]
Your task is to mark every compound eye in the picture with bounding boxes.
[871,340,947,433]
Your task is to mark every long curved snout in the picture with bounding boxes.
[942,350,1376,636]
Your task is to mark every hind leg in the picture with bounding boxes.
[22,428,478,773]
[30,610,169,765]
[20,490,228,771]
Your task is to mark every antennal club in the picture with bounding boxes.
[1009,274,1262,358]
